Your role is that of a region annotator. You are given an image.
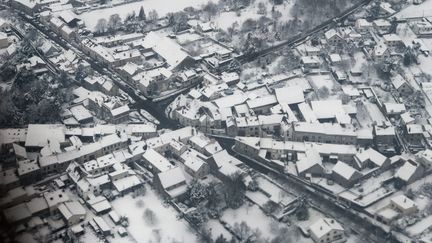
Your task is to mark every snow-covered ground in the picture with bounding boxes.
[112,186,198,243]
[395,0,432,19]
[221,203,286,240]
[213,0,295,30]
[78,0,216,30]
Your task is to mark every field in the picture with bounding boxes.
[77,0,216,30]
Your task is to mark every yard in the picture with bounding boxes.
[112,185,198,243]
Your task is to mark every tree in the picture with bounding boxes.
[75,64,87,82]
[138,6,146,21]
[169,11,189,33]
[143,208,157,225]
[95,18,108,33]
[203,1,218,21]
[148,9,159,22]
[108,14,122,32]
[215,234,229,243]
[317,86,330,99]
[257,2,267,15]
[225,172,245,209]
[186,179,209,206]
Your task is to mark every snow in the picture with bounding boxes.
[213,0,295,30]
[395,0,432,19]
[112,186,198,243]
[221,203,285,240]
[78,0,216,30]
[205,219,232,240]
[308,74,337,91]
[406,215,432,236]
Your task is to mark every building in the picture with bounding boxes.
[324,29,343,46]
[58,201,86,225]
[331,161,363,187]
[353,148,390,170]
[391,74,413,96]
[309,218,345,243]
[290,122,357,145]
[390,195,418,215]
[153,167,188,199]
[373,19,391,33]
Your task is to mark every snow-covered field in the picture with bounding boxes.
[78,0,216,30]
[221,203,285,240]
[112,186,198,243]
[213,0,295,30]
[396,0,432,19]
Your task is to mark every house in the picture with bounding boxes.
[246,95,278,115]
[331,161,363,187]
[43,190,70,211]
[324,29,343,46]
[296,148,324,177]
[395,159,424,184]
[309,218,345,243]
[355,19,373,34]
[373,19,391,33]
[221,72,240,86]
[208,149,245,181]
[373,43,390,61]
[405,124,424,147]
[301,56,321,69]
[384,102,406,116]
[141,149,174,173]
[180,150,210,178]
[410,19,432,35]
[382,34,404,50]
[290,122,357,145]
[88,196,111,214]
[391,74,413,96]
[58,201,86,225]
[154,167,188,199]
[390,195,418,215]
[93,216,111,236]
[353,148,390,170]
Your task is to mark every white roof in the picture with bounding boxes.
[391,195,417,210]
[395,160,419,182]
[112,175,142,192]
[157,166,186,189]
[274,86,304,105]
[58,201,86,220]
[142,149,173,172]
[25,124,65,147]
[142,32,190,68]
[309,218,344,239]
[332,161,361,180]
[355,148,388,167]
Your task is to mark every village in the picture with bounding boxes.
[1,0,432,242]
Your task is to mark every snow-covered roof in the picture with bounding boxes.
[142,149,173,172]
[332,161,361,180]
[25,124,65,148]
[112,175,142,192]
[355,148,388,167]
[58,201,86,220]
[309,218,344,239]
[274,86,304,105]
[158,166,186,189]
[391,195,417,211]
[395,160,419,182]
